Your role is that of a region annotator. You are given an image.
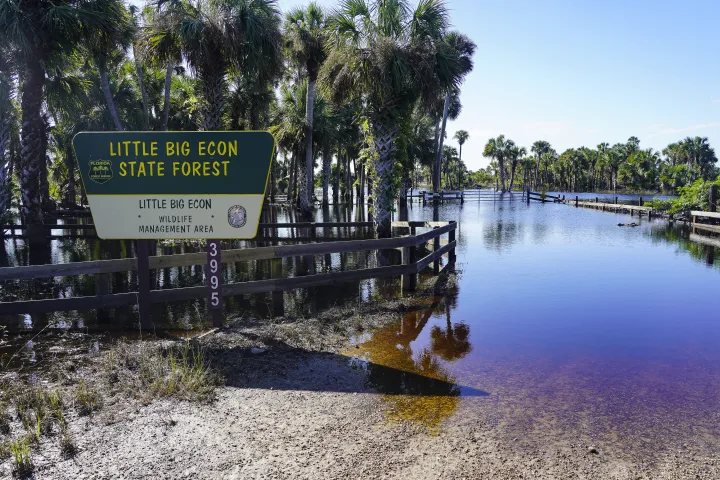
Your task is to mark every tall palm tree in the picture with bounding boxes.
[453,129,469,188]
[0,51,14,218]
[321,0,455,237]
[87,5,135,131]
[284,2,327,215]
[148,0,282,131]
[433,32,476,193]
[483,135,511,192]
[0,0,126,241]
[531,140,551,190]
[507,143,526,191]
[141,2,183,131]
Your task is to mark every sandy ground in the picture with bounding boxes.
[2,276,719,479]
[16,348,720,480]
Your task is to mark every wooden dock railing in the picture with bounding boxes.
[0,221,457,319]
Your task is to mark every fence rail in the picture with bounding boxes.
[0,221,457,318]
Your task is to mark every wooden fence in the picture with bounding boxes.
[0,221,457,322]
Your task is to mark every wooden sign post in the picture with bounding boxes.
[73,131,275,328]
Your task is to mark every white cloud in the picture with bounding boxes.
[712,98,720,104]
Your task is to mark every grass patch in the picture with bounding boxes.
[0,403,10,435]
[103,341,220,402]
[13,385,61,437]
[74,381,101,416]
[59,433,77,459]
[9,437,33,478]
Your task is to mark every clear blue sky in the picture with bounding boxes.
[134,0,720,170]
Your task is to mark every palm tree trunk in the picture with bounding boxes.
[434,93,450,193]
[63,150,77,208]
[359,160,366,203]
[333,146,340,203]
[322,145,330,205]
[19,55,46,243]
[161,63,174,131]
[345,153,353,204]
[289,151,297,203]
[98,59,124,131]
[498,156,507,192]
[201,72,226,131]
[299,78,316,215]
[509,162,517,192]
[0,97,12,216]
[134,50,150,130]
[372,121,398,238]
[353,157,359,200]
[457,143,463,189]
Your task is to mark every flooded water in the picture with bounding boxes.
[344,199,720,453]
[2,192,720,451]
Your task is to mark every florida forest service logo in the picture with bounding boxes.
[88,160,113,184]
[228,205,247,228]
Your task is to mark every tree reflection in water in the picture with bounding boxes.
[347,296,485,432]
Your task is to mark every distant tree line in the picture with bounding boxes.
[468,135,719,194]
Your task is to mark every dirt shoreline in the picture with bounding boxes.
[1,273,718,479]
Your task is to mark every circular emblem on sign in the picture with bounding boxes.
[228,205,246,228]
[88,160,113,184]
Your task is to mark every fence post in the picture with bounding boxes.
[710,185,718,213]
[95,273,111,323]
[270,258,284,316]
[595,197,599,204]
[402,245,417,291]
[433,226,440,275]
[526,188,530,205]
[575,196,578,207]
[136,240,152,330]
[639,197,643,206]
[449,221,456,263]
[615,196,618,204]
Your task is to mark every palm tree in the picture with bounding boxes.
[453,130,469,188]
[507,143,526,191]
[270,81,307,204]
[141,2,183,131]
[148,0,282,131]
[0,0,126,242]
[0,51,14,218]
[433,32,476,193]
[321,0,455,237]
[284,2,327,215]
[483,135,512,192]
[531,140,551,190]
[87,4,135,131]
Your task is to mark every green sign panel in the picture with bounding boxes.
[73,131,275,239]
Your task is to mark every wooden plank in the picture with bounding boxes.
[1,223,455,280]
[413,222,455,245]
[415,240,457,272]
[150,263,417,303]
[692,223,720,234]
[0,257,138,281]
[0,292,137,315]
[258,222,374,229]
[691,211,720,220]
[689,233,720,249]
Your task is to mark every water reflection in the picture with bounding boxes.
[647,222,720,269]
[346,295,486,431]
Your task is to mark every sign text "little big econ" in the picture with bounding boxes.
[109,140,237,177]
